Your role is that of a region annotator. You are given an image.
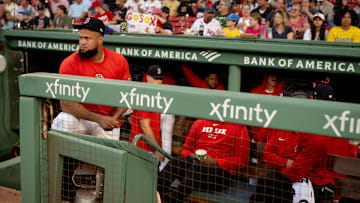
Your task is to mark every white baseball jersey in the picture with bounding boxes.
[141,0,161,14]
[125,0,144,13]
[191,18,222,37]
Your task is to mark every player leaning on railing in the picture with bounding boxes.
[52,17,131,139]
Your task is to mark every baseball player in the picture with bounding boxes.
[251,129,335,203]
[142,68,176,171]
[158,119,250,203]
[182,63,225,90]
[130,65,165,162]
[250,71,286,143]
[52,17,131,140]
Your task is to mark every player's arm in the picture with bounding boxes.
[182,63,206,88]
[213,125,250,170]
[60,100,119,130]
[139,118,160,146]
[139,118,164,161]
[112,107,128,121]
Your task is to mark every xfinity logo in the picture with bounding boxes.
[45,79,90,102]
[120,88,174,114]
[209,99,278,127]
[323,111,360,137]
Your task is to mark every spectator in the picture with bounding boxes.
[301,0,318,25]
[33,5,50,28]
[215,0,231,27]
[33,0,51,18]
[251,0,273,20]
[238,3,251,33]
[68,0,90,19]
[328,0,348,27]
[304,12,328,40]
[52,5,72,29]
[52,17,131,140]
[130,65,165,162]
[4,0,18,18]
[87,0,110,17]
[177,0,196,17]
[112,0,127,23]
[287,0,300,9]
[272,9,294,39]
[193,0,213,17]
[243,12,268,38]
[15,0,35,20]
[48,0,69,17]
[158,119,250,203]
[250,72,285,143]
[152,7,173,34]
[231,0,241,17]
[190,6,222,36]
[162,0,180,16]
[328,8,360,42]
[92,1,114,26]
[354,0,360,14]
[218,13,241,37]
[1,10,15,29]
[317,0,333,18]
[182,63,225,89]
[141,0,161,14]
[125,0,143,13]
[266,0,287,28]
[251,129,335,203]
[19,9,33,29]
[288,3,310,39]
[245,0,258,11]
[310,0,318,11]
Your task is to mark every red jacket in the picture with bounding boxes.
[181,119,250,174]
[182,64,225,90]
[263,129,335,186]
[250,74,286,143]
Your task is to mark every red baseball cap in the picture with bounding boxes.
[91,1,103,8]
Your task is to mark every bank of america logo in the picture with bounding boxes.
[200,51,221,62]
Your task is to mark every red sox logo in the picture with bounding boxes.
[83,17,91,24]
[157,68,161,75]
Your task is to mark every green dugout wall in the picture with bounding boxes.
[0,30,360,195]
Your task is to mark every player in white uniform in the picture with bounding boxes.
[190,6,222,36]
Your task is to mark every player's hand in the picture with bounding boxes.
[188,153,198,162]
[156,151,165,162]
[286,159,294,167]
[198,155,218,166]
[98,116,119,131]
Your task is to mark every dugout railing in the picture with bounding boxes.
[18,72,360,203]
[0,29,360,201]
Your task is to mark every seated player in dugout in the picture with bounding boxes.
[157,119,250,203]
[52,17,131,140]
[182,63,225,90]
[130,65,165,162]
[311,81,358,158]
[250,71,287,143]
[251,128,336,203]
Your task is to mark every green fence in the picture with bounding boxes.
[18,72,360,202]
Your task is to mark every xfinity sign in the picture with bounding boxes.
[323,110,360,137]
[209,99,278,127]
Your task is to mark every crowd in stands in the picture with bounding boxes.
[0,0,359,41]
